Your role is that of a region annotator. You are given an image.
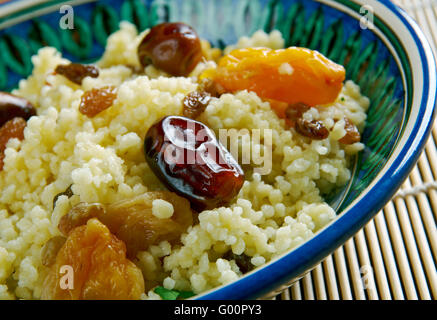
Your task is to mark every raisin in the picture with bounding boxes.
[41,219,145,300]
[137,22,202,76]
[295,118,329,140]
[223,251,254,274]
[211,47,345,106]
[41,236,66,267]
[285,102,311,121]
[339,118,361,145]
[53,185,74,209]
[104,192,193,256]
[79,86,117,118]
[183,91,211,119]
[144,116,245,211]
[55,63,99,85]
[0,117,27,171]
[0,92,36,127]
[58,192,193,257]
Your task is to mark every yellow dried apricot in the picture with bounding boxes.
[0,117,27,171]
[79,86,117,118]
[42,219,145,300]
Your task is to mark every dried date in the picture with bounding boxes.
[55,63,99,85]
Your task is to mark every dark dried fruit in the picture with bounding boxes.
[0,92,36,127]
[0,117,27,171]
[104,192,193,256]
[58,203,105,236]
[55,63,99,85]
[285,102,311,121]
[223,251,254,274]
[41,236,66,267]
[79,86,117,118]
[53,185,74,209]
[295,118,329,140]
[58,192,193,257]
[183,91,211,119]
[137,22,202,76]
[42,219,145,300]
[339,118,361,145]
[144,116,244,211]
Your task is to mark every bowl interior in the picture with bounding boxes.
[0,0,420,299]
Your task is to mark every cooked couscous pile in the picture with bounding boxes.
[0,22,369,300]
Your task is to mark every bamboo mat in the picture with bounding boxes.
[267,0,437,300]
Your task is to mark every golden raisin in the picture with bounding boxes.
[79,86,117,118]
[58,192,193,257]
[53,185,74,209]
[183,91,211,119]
[42,219,145,300]
[295,118,329,140]
[339,118,361,145]
[41,236,66,267]
[0,117,27,171]
[55,63,99,85]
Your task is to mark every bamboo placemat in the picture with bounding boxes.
[268,0,437,300]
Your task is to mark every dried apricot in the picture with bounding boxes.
[79,86,117,118]
[58,203,105,236]
[55,63,99,85]
[0,117,27,171]
[206,47,345,108]
[58,192,193,257]
[42,219,145,300]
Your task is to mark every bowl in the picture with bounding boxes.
[0,0,435,300]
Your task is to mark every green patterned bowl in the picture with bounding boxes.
[0,0,435,299]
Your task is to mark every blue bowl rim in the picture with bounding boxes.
[197,0,437,300]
